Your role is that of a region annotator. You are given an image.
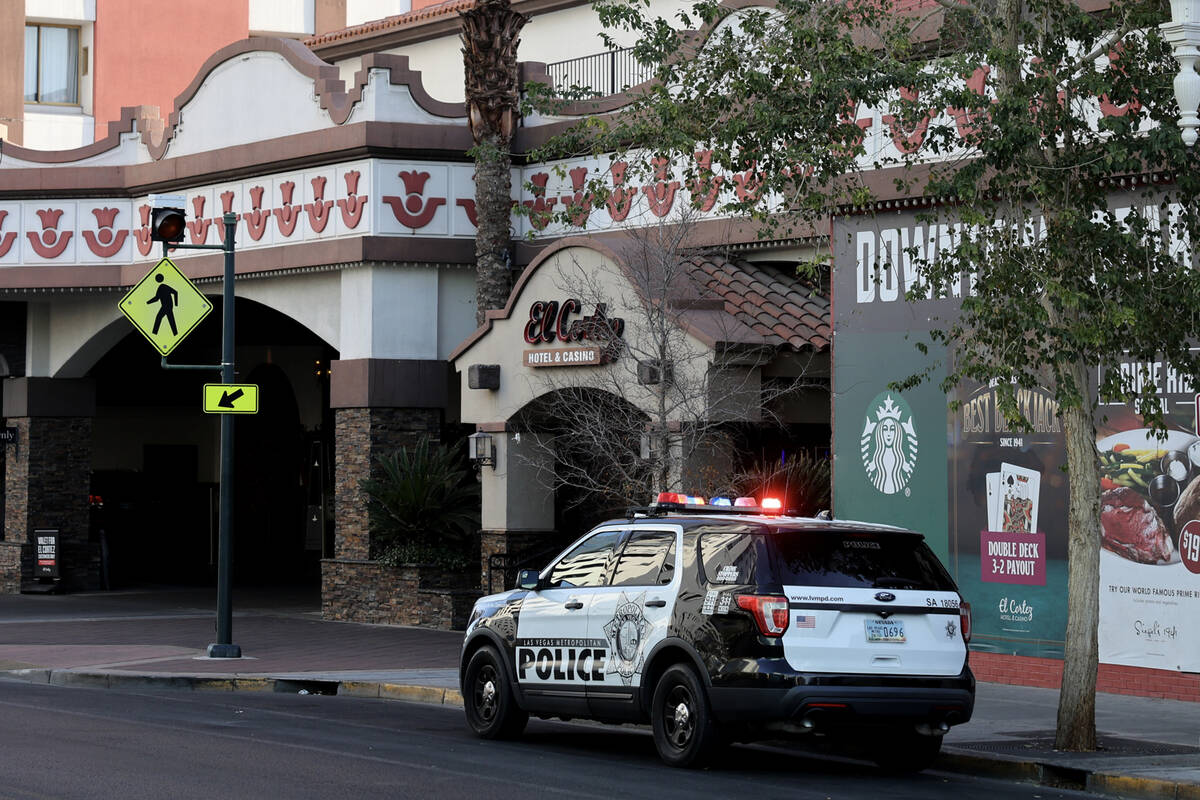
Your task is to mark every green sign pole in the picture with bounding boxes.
[213,212,239,657]
[157,213,240,658]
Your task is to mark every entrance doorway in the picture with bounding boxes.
[87,297,335,589]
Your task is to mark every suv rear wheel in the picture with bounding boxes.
[651,664,723,767]
[463,645,528,740]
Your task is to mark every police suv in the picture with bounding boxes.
[460,494,974,769]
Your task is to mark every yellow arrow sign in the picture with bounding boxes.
[203,384,259,414]
[119,257,213,356]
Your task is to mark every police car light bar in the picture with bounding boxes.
[650,492,793,517]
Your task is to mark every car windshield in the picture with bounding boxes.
[767,530,956,590]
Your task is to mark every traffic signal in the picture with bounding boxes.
[150,207,186,242]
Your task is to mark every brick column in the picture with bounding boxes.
[3,377,97,591]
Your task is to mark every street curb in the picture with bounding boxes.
[1088,773,1200,800]
[939,749,1200,800]
[379,683,464,707]
[3,669,289,694]
[1,668,463,706]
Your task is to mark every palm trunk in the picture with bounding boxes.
[462,0,528,327]
[474,131,513,325]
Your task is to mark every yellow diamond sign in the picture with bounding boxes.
[119,257,213,356]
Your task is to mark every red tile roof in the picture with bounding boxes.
[304,0,475,49]
[682,255,830,351]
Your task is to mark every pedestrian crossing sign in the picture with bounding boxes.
[119,257,213,356]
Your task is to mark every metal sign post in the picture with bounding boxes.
[152,213,241,658]
[211,218,239,659]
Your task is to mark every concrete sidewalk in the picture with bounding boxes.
[1,587,1197,798]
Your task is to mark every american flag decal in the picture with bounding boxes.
[795,615,816,628]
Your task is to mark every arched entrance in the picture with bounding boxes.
[87,296,336,589]
[512,387,650,539]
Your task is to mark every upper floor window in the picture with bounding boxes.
[25,24,80,105]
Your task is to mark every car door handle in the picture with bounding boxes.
[564,601,584,610]
[646,599,666,608]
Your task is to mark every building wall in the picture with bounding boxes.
[354,0,695,104]
[0,2,27,145]
[346,0,409,26]
[92,0,249,143]
[250,0,314,35]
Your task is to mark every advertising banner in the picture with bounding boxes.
[833,206,1200,670]
[1096,357,1200,671]
[950,380,1068,658]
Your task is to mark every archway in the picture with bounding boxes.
[86,296,336,589]
[512,387,651,541]
[233,362,309,583]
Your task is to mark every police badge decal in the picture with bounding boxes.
[602,593,649,685]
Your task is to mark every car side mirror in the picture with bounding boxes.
[516,568,541,591]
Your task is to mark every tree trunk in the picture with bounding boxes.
[461,0,527,327]
[1055,358,1100,751]
[474,132,513,326]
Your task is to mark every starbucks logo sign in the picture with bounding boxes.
[860,392,919,495]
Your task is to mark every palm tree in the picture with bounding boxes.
[461,0,527,326]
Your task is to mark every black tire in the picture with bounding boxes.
[651,664,724,768]
[871,732,943,773]
[463,646,528,740]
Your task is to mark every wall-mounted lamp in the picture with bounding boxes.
[1163,0,1200,145]
[468,431,495,469]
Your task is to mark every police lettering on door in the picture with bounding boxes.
[516,638,608,682]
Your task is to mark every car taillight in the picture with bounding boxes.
[736,595,790,636]
[959,600,972,643]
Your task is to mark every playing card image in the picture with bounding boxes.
[1000,462,1041,533]
[986,472,1000,531]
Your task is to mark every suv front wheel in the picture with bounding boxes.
[651,664,723,767]
[463,645,529,740]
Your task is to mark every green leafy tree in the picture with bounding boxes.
[359,437,481,569]
[530,0,1200,750]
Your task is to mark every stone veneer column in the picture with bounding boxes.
[333,406,442,560]
[3,378,97,591]
[323,358,452,622]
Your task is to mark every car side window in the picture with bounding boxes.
[545,530,623,588]
[611,530,676,587]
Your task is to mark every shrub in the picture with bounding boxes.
[731,451,831,517]
[359,437,480,567]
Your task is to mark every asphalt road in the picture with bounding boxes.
[0,679,1093,800]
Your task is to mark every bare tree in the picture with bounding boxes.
[513,210,829,516]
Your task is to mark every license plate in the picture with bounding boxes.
[865,619,905,643]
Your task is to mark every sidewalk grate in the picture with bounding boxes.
[955,731,1200,757]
